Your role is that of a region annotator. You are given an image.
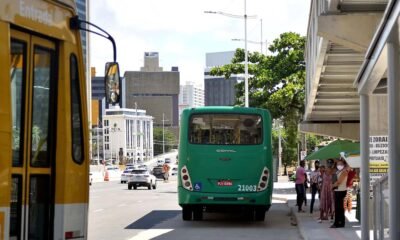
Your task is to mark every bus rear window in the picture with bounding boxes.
[189,114,262,145]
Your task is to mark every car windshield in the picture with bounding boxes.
[132,170,147,174]
[189,114,262,145]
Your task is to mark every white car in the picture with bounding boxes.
[120,170,133,183]
[157,159,164,166]
[127,169,157,190]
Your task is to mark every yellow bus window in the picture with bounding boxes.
[31,47,54,167]
[70,54,84,164]
[10,40,26,167]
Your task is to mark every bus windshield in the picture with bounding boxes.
[189,114,262,145]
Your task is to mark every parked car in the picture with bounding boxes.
[127,169,157,190]
[157,159,164,166]
[120,170,133,183]
[152,166,165,180]
[164,158,172,164]
[89,172,93,185]
[171,165,178,176]
[138,164,148,170]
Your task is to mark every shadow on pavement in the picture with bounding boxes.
[125,210,181,229]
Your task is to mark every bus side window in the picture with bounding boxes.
[70,54,84,164]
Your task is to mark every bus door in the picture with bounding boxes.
[10,29,57,240]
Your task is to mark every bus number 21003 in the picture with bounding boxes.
[238,185,257,192]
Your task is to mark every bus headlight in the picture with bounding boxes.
[257,167,269,192]
[181,165,193,191]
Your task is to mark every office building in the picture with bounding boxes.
[204,51,242,106]
[124,52,180,127]
[103,108,153,163]
[179,82,204,118]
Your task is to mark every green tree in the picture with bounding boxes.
[153,127,177,155]
[210,32,306,169]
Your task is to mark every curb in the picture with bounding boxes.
[288,201,308,240]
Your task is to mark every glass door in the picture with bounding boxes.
[10,30,57,240]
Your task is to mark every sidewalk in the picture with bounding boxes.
[273,176,363,240]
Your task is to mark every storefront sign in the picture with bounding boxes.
[369,135,389,186]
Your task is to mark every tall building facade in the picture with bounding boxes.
[204,51,242,106]
[124,52,180,127]
[179,82,204,119]
[103,108,153,163]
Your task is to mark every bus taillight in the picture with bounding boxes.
[181,166,193,191]
[257,167,270,192]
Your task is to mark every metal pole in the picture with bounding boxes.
[163,113,165,154]
[387,23,400,239]
[97,128,100,164]
[260,19,263,53]
[360,94,370,240]
[244,0,249,107]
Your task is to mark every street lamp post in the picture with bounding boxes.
[205,0,256,107]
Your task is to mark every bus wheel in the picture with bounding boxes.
[182,206,192,221]
[128,184,132,190]
[255,209,266,221]
[193,207,203,221]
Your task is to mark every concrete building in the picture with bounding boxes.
[179,82,204,119]
[204,51,242,106]
[303,1,400,238]
[103,108,153,163]
[124,52,180,127]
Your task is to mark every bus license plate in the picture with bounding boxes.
[217,180,232,186]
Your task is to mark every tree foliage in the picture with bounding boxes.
[210,32,306,167]
[153,127,176,155]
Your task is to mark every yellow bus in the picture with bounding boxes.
[0,1,119,239]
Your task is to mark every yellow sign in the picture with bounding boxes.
[0,212,4,240]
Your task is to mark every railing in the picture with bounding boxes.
[372,174,389,240]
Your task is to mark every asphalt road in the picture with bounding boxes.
[88,177,301,240]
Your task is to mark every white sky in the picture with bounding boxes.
[89,0,311,87]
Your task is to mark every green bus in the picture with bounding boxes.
[178,107,273,221]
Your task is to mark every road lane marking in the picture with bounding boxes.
[118,203,127,207]
[94,209,104,213]
[127,229,173,240]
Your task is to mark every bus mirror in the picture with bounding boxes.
[105,62,121,106]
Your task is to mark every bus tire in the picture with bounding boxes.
[193,207,203,221]
[255,209,266,221]
[128,184,132,190]
[182,206,192,221]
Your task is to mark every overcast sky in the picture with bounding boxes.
[89,0,311,87]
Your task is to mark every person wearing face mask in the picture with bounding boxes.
[330,158,349,228]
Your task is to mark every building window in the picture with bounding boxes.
[105,136,109,142]
[104,128,109,135]
[104,120,109,127]
[105,144,109,150]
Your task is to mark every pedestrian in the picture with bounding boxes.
[318,159,334,223]
[295,160,307,212]
[162,163,170,182]
[304,172,309,207]
[330,158,349,228]
[309,160,320,214]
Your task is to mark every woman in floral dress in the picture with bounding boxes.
[319,159,335,222]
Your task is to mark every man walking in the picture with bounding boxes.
[295,160,307,212]
[162,163,170,182]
